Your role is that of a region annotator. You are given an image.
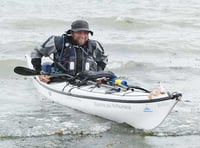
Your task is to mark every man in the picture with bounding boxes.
[31,20,108,83]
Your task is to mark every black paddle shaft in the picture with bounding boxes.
[14,66,74,78]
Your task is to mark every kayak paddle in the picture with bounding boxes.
[14,66,72,78]
[14,66,40,76]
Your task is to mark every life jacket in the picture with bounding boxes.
[54,34,98,75]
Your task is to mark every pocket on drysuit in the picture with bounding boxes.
[85,56,97,71]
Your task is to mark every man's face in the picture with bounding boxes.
[72,31,89,46]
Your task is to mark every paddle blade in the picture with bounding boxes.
[14,66,40,76]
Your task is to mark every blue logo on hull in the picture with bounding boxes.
[143,106,153,112]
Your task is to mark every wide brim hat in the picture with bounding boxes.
[66,20,93,35]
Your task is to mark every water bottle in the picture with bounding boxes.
[41,62,52,74]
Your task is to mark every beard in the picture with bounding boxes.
[72,34,89,46]
[75,38,87,46]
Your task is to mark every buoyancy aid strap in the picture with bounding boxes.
[58,35,66,62]
[69,45,76,58]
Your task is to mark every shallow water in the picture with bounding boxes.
[1,0,200,147]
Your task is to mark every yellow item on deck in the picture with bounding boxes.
[114,79,122,85]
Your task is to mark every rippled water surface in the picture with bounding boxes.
[0,0,200,147]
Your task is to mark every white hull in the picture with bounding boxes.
[26,55,180,130]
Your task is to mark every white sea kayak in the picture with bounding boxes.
[25,55,182,130]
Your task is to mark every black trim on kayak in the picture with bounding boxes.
[35,78,180,104]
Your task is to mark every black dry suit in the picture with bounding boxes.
[31,34,108,76]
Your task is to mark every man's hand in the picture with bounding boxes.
[38,75,50,83]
